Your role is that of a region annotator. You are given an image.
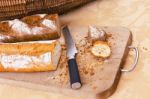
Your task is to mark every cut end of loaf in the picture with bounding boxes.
[52,41,62,69]
[91,41,111,58]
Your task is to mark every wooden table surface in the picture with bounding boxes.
[0,0,150,99]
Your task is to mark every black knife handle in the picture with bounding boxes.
[68,58,82,89]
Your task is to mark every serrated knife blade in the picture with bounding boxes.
[62,26,78,59]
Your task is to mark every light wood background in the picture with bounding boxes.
[0,0,150,99]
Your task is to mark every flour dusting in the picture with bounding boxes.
[0,35,11,40]
[0,52,51,69]
[42,19,56,30]
[31,27,44,35]
[9,19,31,34]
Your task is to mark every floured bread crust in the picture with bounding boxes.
[0,14,61,43]
[0,40,61,72]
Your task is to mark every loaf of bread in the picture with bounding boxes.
[0,40,61,72]
[91,41,111,58]
[0,14,61,43]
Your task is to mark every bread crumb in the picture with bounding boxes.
[143,47,148,51]
[107,33,112,38]
[92,86,97,90]
[90,72,95,76]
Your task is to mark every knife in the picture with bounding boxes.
[62,26,82,89]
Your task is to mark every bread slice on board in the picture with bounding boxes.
[91,41,111,58]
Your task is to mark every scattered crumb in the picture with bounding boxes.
[99,78,102,80]
[79,39,87,46]
[92,86,97,90]
[61,45,67,50]
[90,72,95,76]
[84,70,88,75]
[143,47,148,51]
[84,36,88,39]
[111,37,114,39]
[107,33,112,38]
[107,41,112,46]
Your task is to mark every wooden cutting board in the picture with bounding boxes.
[0,26,132,99]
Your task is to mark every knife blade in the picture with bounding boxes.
[62,26,82,89]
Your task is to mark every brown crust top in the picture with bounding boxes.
[0,64,56,72]
[0,41,57,56]
[0,14,60,43]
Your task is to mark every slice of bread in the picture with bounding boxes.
[91,41,111,58]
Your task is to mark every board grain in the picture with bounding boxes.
[0,26,132,99]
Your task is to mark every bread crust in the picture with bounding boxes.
[0,14,61,43]
[0,41,61,72]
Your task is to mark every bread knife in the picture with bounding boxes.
[62,26,82,89]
